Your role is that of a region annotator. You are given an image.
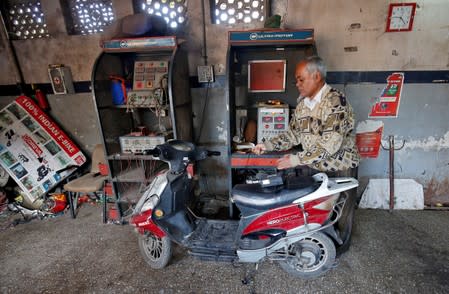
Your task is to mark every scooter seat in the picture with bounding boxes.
[231,182,319,211]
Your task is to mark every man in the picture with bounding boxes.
[253,56,360,173]
[253,56,360,253]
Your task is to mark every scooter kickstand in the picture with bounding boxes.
[241,263,259,285]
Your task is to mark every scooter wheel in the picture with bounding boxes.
[278,232,336,279]
[138,231,172,269]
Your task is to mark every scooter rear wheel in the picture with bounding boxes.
[278,232,336,279]
[138,231,172,269]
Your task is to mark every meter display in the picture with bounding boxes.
[257,104,289,143]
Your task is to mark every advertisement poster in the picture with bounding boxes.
[369,72,404,118]
[0,96,86,202]
[355,120,384,158]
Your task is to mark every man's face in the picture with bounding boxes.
[295,62,322,98]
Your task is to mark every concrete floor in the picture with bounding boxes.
[0,204,448,293]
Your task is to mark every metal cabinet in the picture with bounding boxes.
[91,36,192,222]
[226,29,317,192]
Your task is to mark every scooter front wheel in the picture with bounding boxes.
[138,231,172,269]
[278,232,336,279]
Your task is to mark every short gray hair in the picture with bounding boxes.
[305,56,327,80]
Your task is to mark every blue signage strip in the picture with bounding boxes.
[102,36,177,51]
[229,30,314,44]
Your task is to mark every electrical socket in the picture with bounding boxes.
[197,65,214,83]
[215,63,225,75]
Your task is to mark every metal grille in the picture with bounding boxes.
[213,0,266,25]
[64,0,115,35]
[135,0,187,29]
[5,0,49,39]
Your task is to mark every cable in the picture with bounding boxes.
[195,81,211,143]
[201,0,208,66]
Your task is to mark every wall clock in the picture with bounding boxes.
[386,2,417,32]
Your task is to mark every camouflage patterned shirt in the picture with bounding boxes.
[264,85,360,171]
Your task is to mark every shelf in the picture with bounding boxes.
[231,153,281,168]
[108,153,156,160]
[112,167,146,182]
[100,104,170,110]
[230,150,296,168]
[116,183,145,204]
[111,160,166,182]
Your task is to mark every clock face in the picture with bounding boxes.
[386,3,417,32]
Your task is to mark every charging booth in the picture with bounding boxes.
[226,29,317,193]
[91,36,192,221]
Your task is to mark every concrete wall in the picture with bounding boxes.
[1,0,448,82]
[187,0,449,74]
[284,0,449,71]
[0,0,448,200]
[341,83,449,204]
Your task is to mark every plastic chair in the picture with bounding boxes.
[64,144,108,218]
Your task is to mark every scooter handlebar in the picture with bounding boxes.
[207,150,221,157]
[144,149,160,156]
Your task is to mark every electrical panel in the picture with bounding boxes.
[197,65,214,83]
[133,61,168,90]
[119,134,170,154]
[125,61,169,109]
[257,104,289,144]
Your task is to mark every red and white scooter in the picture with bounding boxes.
[130,140,358,279]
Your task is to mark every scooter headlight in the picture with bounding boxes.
[141,194,160,212]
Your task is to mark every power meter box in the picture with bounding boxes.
[119,134,170,154]
[257,103,289,144]
[48,65,75,95]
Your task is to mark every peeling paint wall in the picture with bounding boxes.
[400,132,449,151]
[344,83,449,204]
[284,0,449,71]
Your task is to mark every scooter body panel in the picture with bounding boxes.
[151,172,196,242]
[131,209,166,238]
[241,198,333,237]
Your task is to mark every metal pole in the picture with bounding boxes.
[382,135,405,212]
[389,135,394,212]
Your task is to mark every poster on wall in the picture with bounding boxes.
[0,96,86,202]
[355,120,384,158]
[368,72,404,118]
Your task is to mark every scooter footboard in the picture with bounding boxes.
[186,219,239,262]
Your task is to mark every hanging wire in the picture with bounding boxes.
[195,81,211,143]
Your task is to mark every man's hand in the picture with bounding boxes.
[252,143,266,155]
[277,154,296,170]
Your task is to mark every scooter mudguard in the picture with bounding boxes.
[130,209,166,238]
